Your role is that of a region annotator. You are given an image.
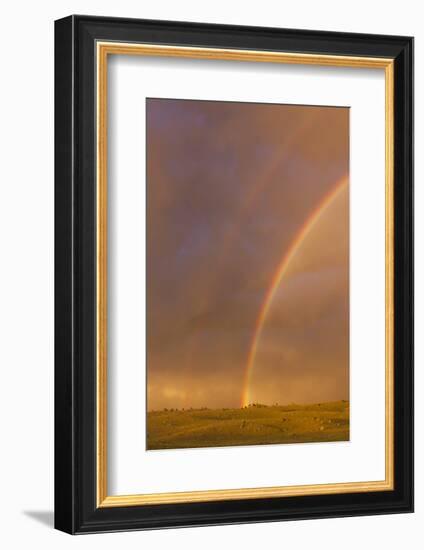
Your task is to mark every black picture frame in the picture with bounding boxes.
[55,14,413,534]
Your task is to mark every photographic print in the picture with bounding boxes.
[146,98,349,450]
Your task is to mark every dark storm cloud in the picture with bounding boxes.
[146,98,349,409]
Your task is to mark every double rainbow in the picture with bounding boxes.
[241,176,348,408]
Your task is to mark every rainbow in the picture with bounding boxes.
[241,176,348,407]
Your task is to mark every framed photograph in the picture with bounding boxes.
[54,15,413,534]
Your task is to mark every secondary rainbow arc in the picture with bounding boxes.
[241,176,348,408]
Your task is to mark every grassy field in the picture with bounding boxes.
[147,400,349,450]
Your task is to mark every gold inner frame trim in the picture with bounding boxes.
[96,41,395,508]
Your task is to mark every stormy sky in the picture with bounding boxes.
[146,98,349,410]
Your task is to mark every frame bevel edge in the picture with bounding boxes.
[393,35,414,513]
[72,13,414,48]
[54,14,77,534]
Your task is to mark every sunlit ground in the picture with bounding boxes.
[147,400,349,450]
